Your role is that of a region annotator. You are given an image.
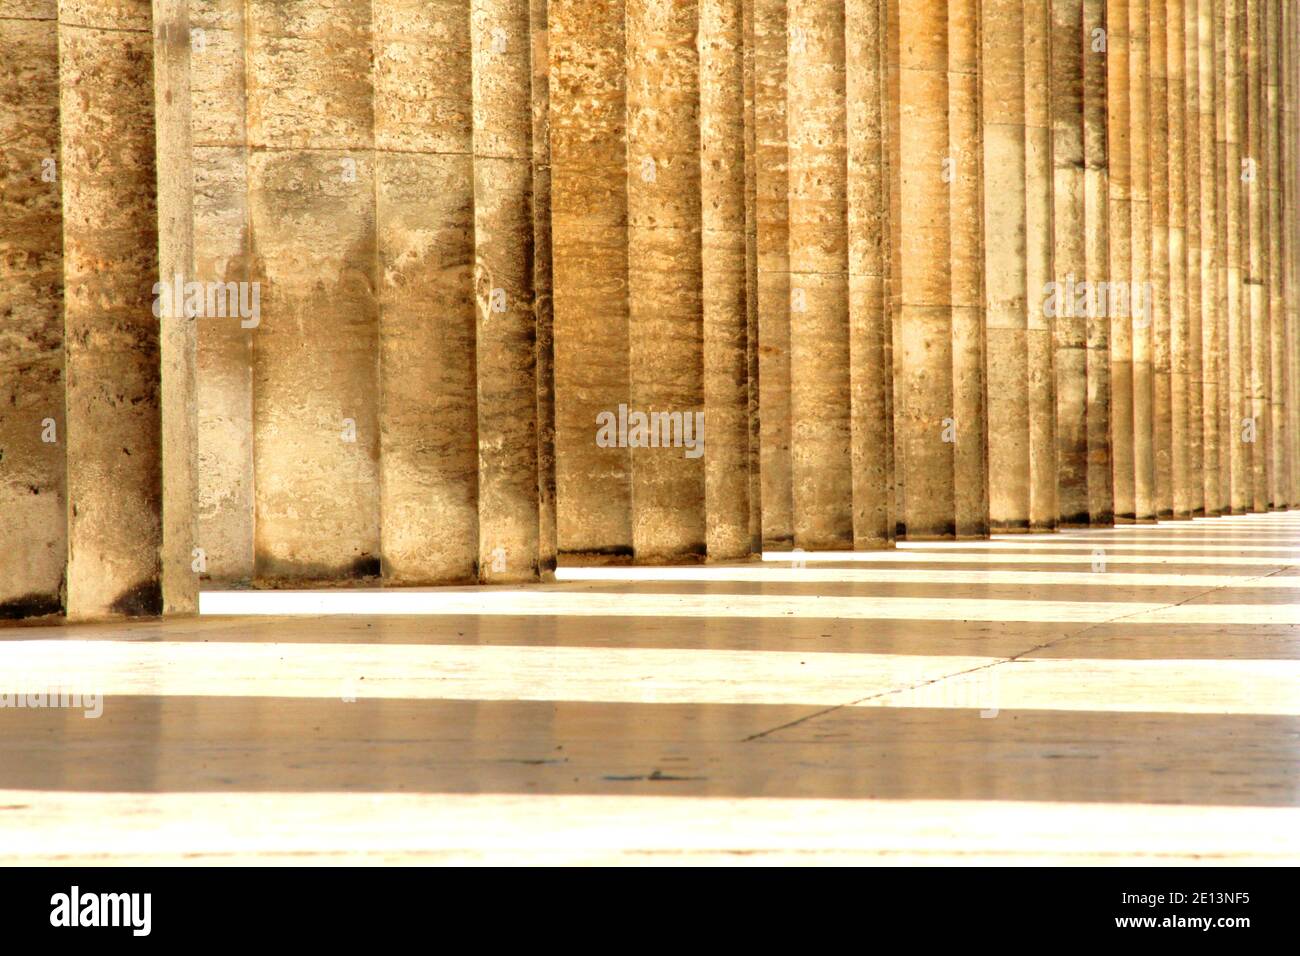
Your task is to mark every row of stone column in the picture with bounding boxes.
[2,0,1297,621]
[0,0,555,621]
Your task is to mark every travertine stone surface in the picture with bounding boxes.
[374,0,477,584]
[1264,0,1285,508]
[59,0,164,619]
[550,0,632,561]
[191,0,254,585]
[700,0,754,559]
[1083,0,1112,525]
[1212,0,1231,514]
[1052,0,1089,526]
[625,0,706,563]
[473,0,541,581]
[1165,0,1186,519]
[1199,0,1222,515]
[246,0,380,583]
[847,0,892,547]
[1149,0,1171,519]
[788,0,852,549]
[1245,0,1269,510]
[153,0,197,615]
[1181,0,1204,516]
[949,0,988,538]
[754,0,793,548]
[983,0,1029,532]
[890,0,955,539]
[1026,0,1059,530]
[1226,0,1248,512]
[0,5,65,619]
[532,0,557,575]
[1131,0,1156,521]
[1108,0,1135,522]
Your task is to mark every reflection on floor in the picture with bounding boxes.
[1,513,1297,864]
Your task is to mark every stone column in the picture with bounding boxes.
[191,0,254,585]
[625,0,706,563]
[59,0,164,617]
[473,0,542,581]
[1245,0,1269,510]
[984,0,1030,531]
[950,0,988,537]
[1052,0,1089,527]
[1265,0,1287,507]
[1165,0,1185,519]
[154,0,196,613]
[246,0,380,584]
[889,0,956,539]
[0,1,65,620]
[550,0,632,561]
[1131,0,1156,521]
[754,0,793,548]
[847,0,892,547]
[1199,0,1222,514]
[1182,0,1204,516]
[532,0,558,575]
[1226,0,1248,511]
[1084,0,1112,524]
[1108,0,1135,521]
[1149,0,1171,518]
[788,0,853,549]
[1027,0,1058,529]
[701,0,755,559]
[374,1,477,584]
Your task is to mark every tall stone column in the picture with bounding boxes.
[889,0,955,539]
[1052,0,1089,526]
[154,0,196,614]
[1265,0,1287,508]
[59,0,164,617]
[1131,0,1156,521]
[1108,0,1135,521]
[1225,0,1248,511]
[1027,0,1058,529]
[532,0,558,575]
[625,0,706,563]
[473,0,543,580]
[1199,0,1222,514]
[1245,0,1269,510]
[1165,0,1186,519]
[246,0,380,583]
[950,0,988,537]
[754,0,793,548]
[848,0,893,547]
[1149,0,1171,518]
[701,0,755,559]
[984,0,1030,531]
[550,0,632,561]
[1182,0,1204,516]
[374,1,477,584]
[1084,0,1112,524]
[1287,0,1299,507]
[0,2,65,619]
[1217,0,1234,511]
[191,0,254,585]
[787,0,853,550]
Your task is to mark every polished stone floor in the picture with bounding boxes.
[1,513,1297,864]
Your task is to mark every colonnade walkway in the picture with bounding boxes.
[1,512,1296,863]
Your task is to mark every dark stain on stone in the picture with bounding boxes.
[109,579,163,617]
[0,592,63,621]
[349,554,381,580]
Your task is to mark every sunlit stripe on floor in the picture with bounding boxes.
[196,589,1299,623]
[556,566,1300,588]
[0,792,1295,864]
[1,641,1296,714]
[760,550,1294,567]
[895,541,1300,554]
